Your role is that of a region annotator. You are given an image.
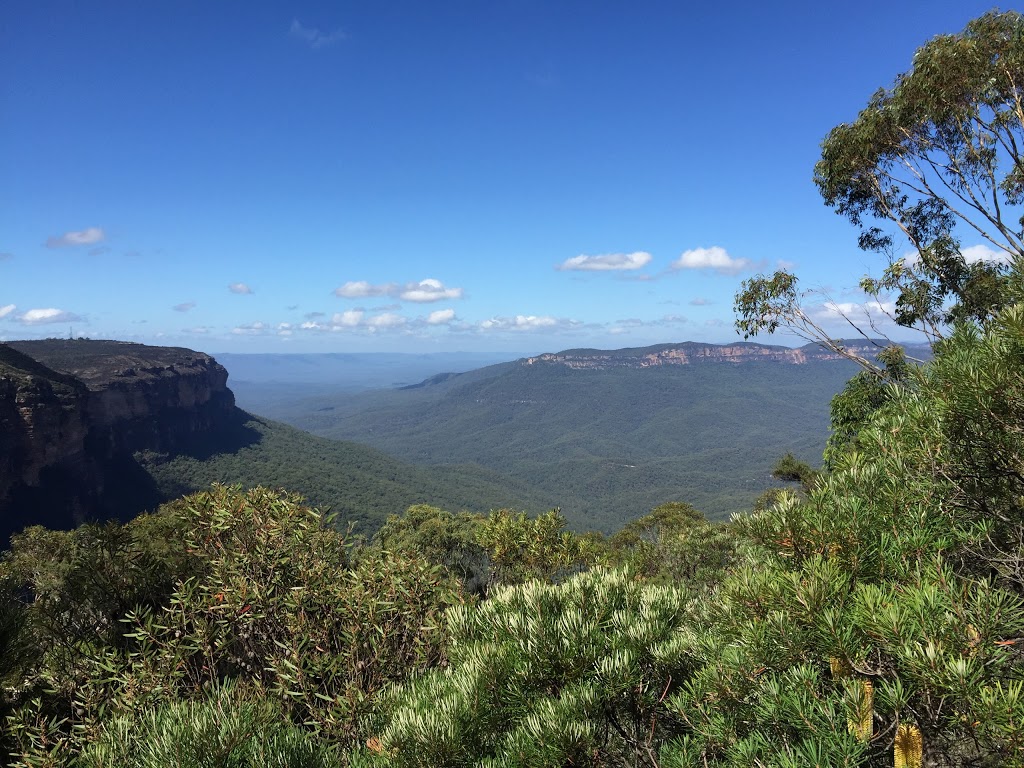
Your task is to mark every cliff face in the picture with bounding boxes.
[523,340,921,370]
[0,340,236,542]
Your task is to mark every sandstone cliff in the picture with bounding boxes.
[523,340,925,370]
[0,339,236,543]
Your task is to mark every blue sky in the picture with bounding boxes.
[0,1,1007,355]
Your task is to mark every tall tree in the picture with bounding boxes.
[737,11,1024,365]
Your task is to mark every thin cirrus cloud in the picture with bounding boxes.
[173,302,197,312]
[672,246,759,276]
[17,308,83,325]
[334,278,463,303]
[45,227,105,248]
[228,283,253,295]
[557,251,653,271]
[289,19,347,49]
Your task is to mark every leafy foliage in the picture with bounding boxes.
[371,569,698,768]
[1,485,457,765]
[815,11,1024,336]
[76,681,339,768]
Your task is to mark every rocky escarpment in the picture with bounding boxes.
[1,339,236,543]
[524,340,925,370]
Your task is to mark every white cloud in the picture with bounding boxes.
[17,308,82,325]
[399,278,463,302]
[229,282,253,295]
[962,244,1012,264]
[817,299,896,320]
[290,19,347,49]
[332,310,364,327]
[481,315,563,331]
[689,297,711,306]
[301,321,321,330]
[45,227,105,248]
[231,321,268,335]
[334,281,388,298]
[173,302,196,312]
[672,246,757,275]
[558,251,653,271]
[183,326,210,334]
[0,304,14,319]
[334,278,463,303]
[427,308,456,325]
[366,312,406,328]
[776,259,796,270]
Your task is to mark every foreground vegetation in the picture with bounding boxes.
[4,295,1024,765]
[3,9,1024,767]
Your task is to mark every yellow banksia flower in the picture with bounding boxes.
[847,678,873,741]
[830,656,852,678]
[894,722,923,768]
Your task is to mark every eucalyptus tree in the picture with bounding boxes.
[737,11,1024,364]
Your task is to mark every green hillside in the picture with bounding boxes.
[250,358,862,528]
[137,409,548,534]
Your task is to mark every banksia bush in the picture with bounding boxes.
[847,678,873,742]
[894,723,923,768]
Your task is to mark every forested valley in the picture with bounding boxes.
[4,11,1024,768]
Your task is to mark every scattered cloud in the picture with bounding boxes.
[334,280,385,298]
[366,312,406,329]
[334,278,463,303]
[558,251,652,272]
[480,315,570,332]
[290,19,347,49]
[427,308,456,325]
[229,282,253,295]
[689,297,711,306]
[672,246,759,275]
[0,304,15,319]
[17,308,83,325]
[183,326,210,334]
[89,246,112,256]
[400,279,462,302]
[962,244,1012,264]
[231,321,269,335]
[173,302,197,312]
[814,299,897,323]
[304,311,325,320]
[45,227,105,248]
[776,259,796,270]
[332,310,364,327]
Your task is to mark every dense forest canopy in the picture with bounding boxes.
[3,10,1024,768]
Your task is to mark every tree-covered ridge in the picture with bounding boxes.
[254,359,856,526]
[139,410,550,534]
